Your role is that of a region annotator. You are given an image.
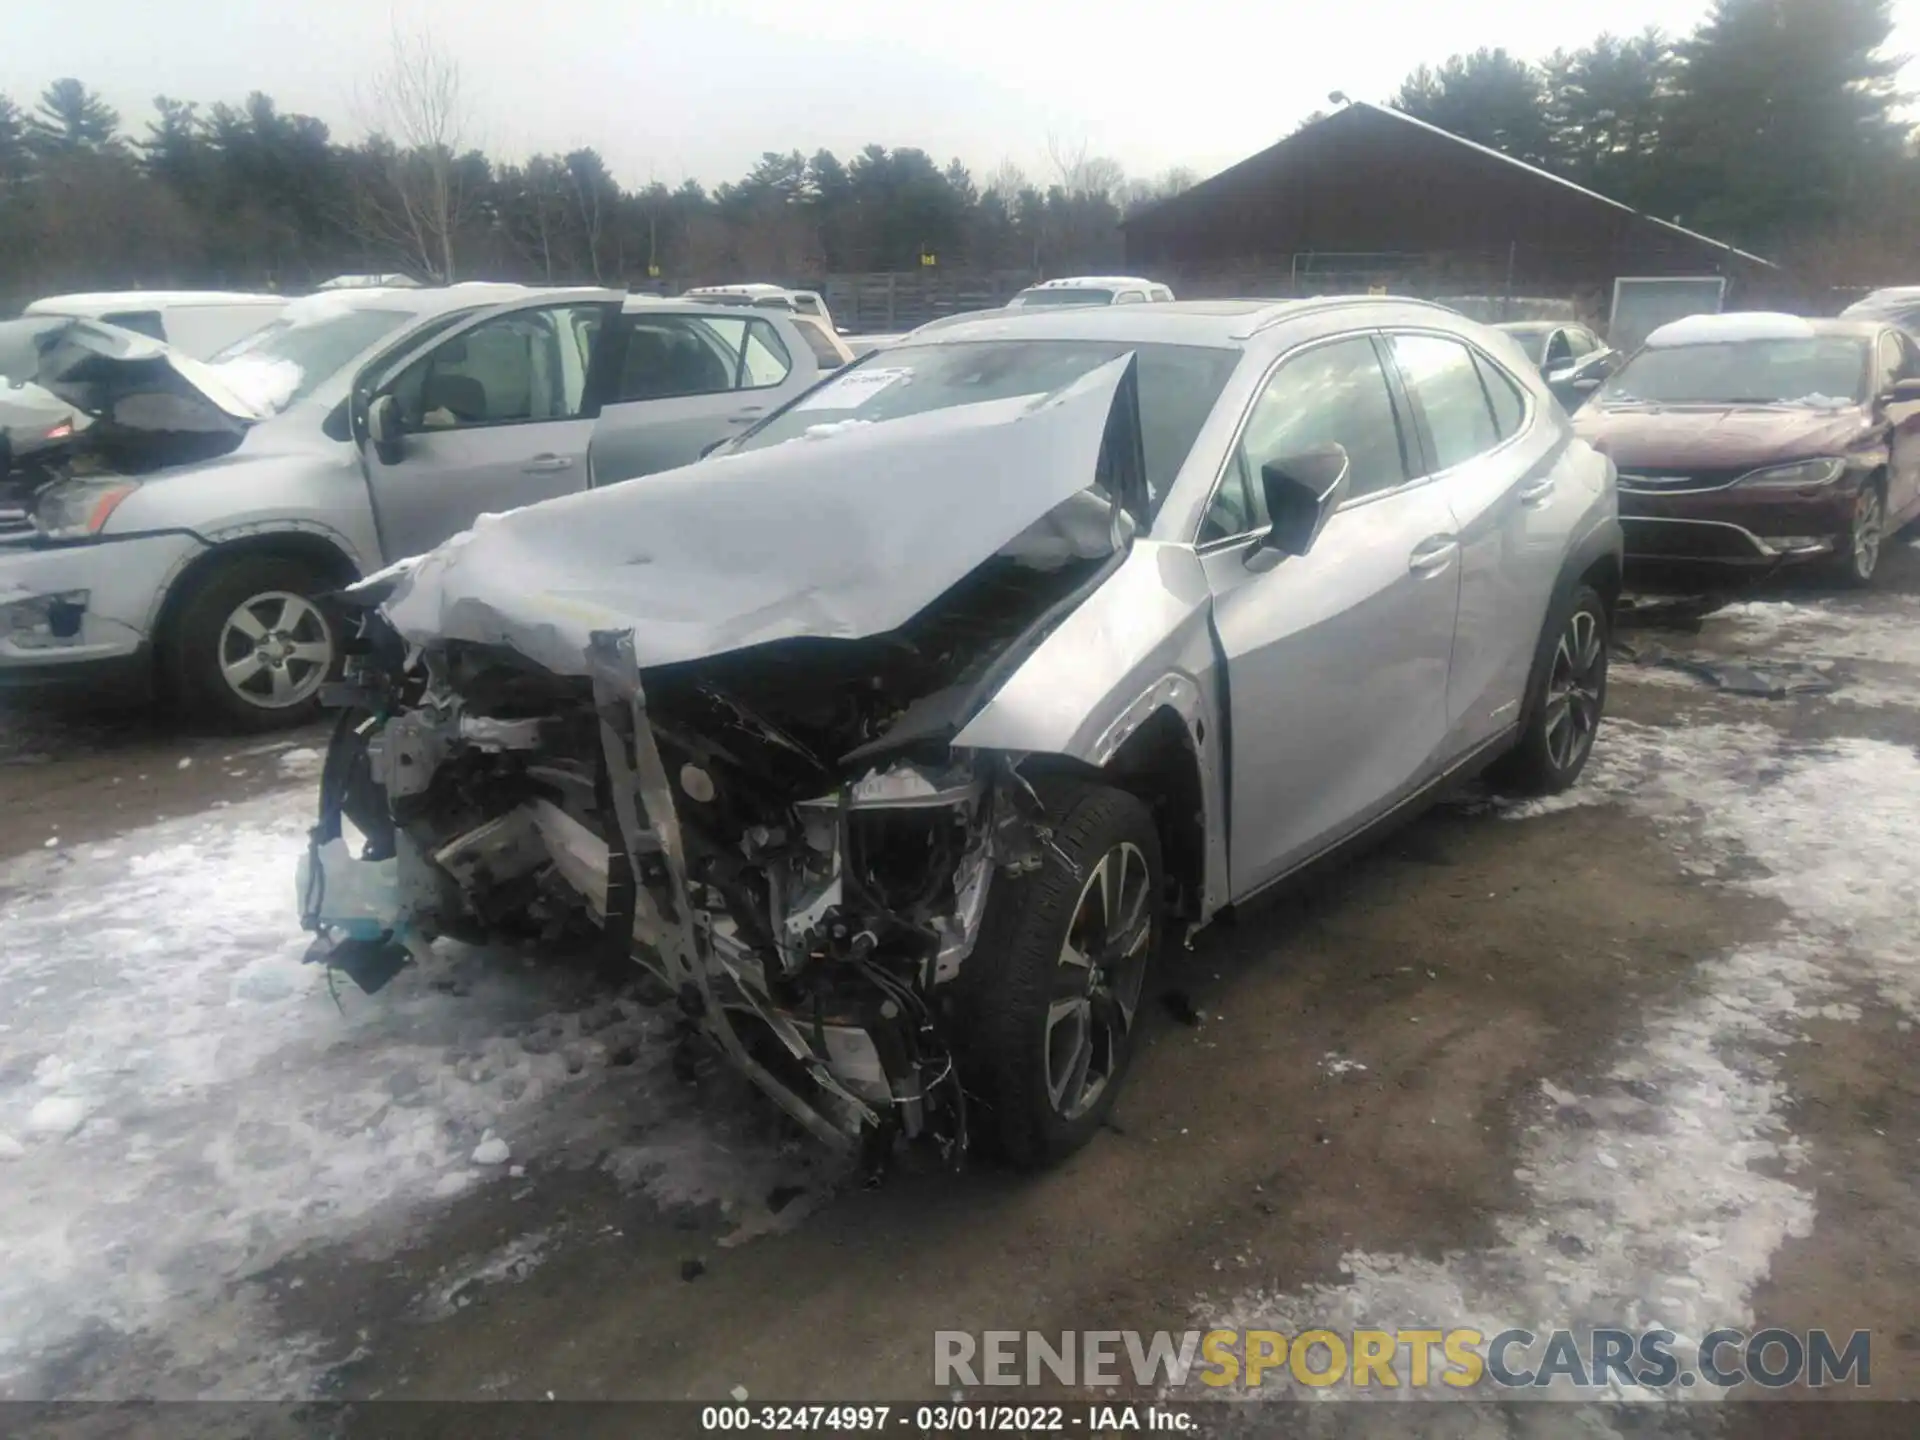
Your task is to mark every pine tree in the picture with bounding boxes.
[25,78,121,156]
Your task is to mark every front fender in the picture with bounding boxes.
[955,540,1229,915]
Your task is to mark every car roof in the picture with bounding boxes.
[27,290,287,312]
[621,294,805,318]
[897,295,1470,346]
[1019,276,1159,291]
[1644,312,1882,347]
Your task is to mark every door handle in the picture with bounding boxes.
[726,406,767,425]
[1408,535,1458,576]
[522,454,574,473]
[1518,477,1555,505]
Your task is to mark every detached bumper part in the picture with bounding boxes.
[587,628,882,1156]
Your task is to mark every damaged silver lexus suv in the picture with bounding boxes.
[298,299,1622,1171]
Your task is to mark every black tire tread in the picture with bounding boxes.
[953,776,1160,1169]
[1488,581,1608,797]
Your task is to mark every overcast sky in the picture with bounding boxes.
[6,0,1919,190]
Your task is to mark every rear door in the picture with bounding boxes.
[1386,330,1569,758]
[352,292,621,560]
[589,311,819,484]
[1199,332,1461,896]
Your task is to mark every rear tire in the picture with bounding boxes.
[1488,582,1608,797]
[953,778,1161,1169]
[164,556,339,732]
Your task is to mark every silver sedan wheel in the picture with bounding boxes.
[218,590,332,710]
[1542,607,1604,773]
[1045,841,1153,1122]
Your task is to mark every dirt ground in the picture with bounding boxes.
[4,549,1920,1435]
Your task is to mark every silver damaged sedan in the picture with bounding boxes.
[299,298,1621,1171]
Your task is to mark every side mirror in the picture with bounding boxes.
[1888,377,1920,403]
[366,394,404,465]
[1545,363,1576,384]
[1258,443,1351,557]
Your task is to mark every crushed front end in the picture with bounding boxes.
[296,355,1150,1168]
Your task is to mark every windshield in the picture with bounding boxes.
[208,307,412,413]
[1596,337,1870,408]
[735,339,1240,516]
[1012,289,1115,309]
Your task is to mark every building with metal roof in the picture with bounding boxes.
[1122,101,1773,306]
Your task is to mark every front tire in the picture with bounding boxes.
[1489,582,1608,796]
[164,556,339,731]
[954,779,1161,1169]
[1832,479,1884,587]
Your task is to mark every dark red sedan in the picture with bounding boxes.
[1572,313,1920,585]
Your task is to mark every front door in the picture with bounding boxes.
[357,298,617,560]
[1199,333,1462,898]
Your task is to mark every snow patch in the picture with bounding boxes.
[1188,716,1917,1404]
[0,788,815,1398]
[471,1135,510,1166]
[25,1096,88,1137]
[276,747,324,780]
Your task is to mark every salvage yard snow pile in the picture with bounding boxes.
[0,787,807,1399]
[1187,704,1920,1409]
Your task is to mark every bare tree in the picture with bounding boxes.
[350,25,473,281]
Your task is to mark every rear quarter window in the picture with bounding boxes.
[1473,351,1529,438]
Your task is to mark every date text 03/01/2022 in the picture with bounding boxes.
[699,1403,1194,1432]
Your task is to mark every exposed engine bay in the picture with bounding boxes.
[298,357,1152,1169]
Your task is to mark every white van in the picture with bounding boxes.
[24,291,287,360]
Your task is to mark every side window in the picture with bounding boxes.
[1543,330,1575,369]
[615,316,748,401]
[1389,333,1501,473]
[1876,332,1906,390]
[792,317,846,370]
[1473,351,1528,440]
[102,309,166,341]
[1150,286,1174,303]
[1114,291,1146,305]
[1205,334,1409,538]
[393,304,597,431]
[741,318,793,388]
[1897,332,1920,381]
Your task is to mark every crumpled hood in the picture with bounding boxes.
[378,355,1134,676]
[0,315,262,476]
[1573,402,1874,470]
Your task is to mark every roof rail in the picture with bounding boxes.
[1239,293,1459,337]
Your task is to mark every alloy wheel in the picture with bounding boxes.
[1851,486,1884,581]
[1542,607,1604,773]
[218,590,332,710]
[1044,841,1153,1121]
